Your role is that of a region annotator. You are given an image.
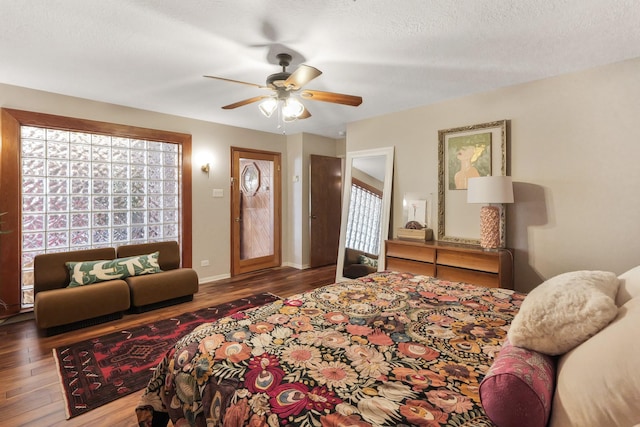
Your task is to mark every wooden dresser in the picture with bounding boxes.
[384,239,514,289]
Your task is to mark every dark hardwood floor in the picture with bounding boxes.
[0,265,336,427]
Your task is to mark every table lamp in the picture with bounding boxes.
[467,176,514,249]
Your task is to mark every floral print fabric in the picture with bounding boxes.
[136,272,524,426]
[479,338,556,427]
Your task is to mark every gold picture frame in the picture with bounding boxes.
[437,120,508,245]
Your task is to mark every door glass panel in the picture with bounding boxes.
[239,158,274,260]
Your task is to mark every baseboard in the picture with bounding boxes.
[199,264,316,284]
[282,262,309,269]
[199,273,230,284]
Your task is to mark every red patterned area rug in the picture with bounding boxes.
[53,293,280,419]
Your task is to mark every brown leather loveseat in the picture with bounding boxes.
[117,241,198,312]
[34,241,198,335]
[342,248,379,279]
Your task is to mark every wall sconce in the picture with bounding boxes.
[201,163,210,176]
[467,176,514,249]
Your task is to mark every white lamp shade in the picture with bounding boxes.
[258,98,278,117]
[467,176,514,204]
[282,97,305,119]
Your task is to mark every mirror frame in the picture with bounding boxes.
[336,146,395,282]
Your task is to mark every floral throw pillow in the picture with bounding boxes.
[66,252,161,287]
[479,338,556,427]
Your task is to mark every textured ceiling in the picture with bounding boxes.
[1,0,640,138]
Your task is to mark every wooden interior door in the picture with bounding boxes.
[231,147,281,276]
[309,155,342,268]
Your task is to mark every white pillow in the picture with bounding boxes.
[550,297,640,426]
[507,270,620,355]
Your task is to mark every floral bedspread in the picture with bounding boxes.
[136,271,524,427]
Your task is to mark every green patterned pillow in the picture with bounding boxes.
[66,252,162,287]
[358,254,378,268]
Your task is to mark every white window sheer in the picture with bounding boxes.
[345,181,382,255]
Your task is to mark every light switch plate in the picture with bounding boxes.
[212,188,223,198]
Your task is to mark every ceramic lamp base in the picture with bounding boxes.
[479,205,501,249]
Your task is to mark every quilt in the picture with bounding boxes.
[136,271,524,426]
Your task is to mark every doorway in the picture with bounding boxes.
[309,154,342,268]
[230,147,282,276]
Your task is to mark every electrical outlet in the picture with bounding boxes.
[200,259,210,267]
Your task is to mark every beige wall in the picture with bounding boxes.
[4,56,639,291]
[0,83,289,283]
[347,57,640,292]
[0,83,345,282]
[285,133,341,268]
[285,134,304,268]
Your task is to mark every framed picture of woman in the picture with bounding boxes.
[437,120,508,244]
[447,132,492,190]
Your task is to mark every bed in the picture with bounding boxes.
[136,271,525,426]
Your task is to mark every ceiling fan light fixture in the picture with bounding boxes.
[283,113,298,123]
[282,97,305,119]
[207,52,361,131]
[258,98,278,117]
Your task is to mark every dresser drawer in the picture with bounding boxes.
[437,265,500,288]
[386,241,435,263]
[386,257,436,277]
[384,239,513,289]
[437,249,500,273]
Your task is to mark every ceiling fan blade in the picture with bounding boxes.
[222,96,269,110]
[284,65,322,90]
[300,90,362,106]
[204,75,267,89]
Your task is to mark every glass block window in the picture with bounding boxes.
[20,126,182,307]
[345,180,383,255]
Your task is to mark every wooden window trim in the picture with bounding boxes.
[0,108,192,316]
[352,177,383,198]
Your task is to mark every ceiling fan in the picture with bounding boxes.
[204,53,362,121]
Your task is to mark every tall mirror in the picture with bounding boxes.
[336,147,394,282]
